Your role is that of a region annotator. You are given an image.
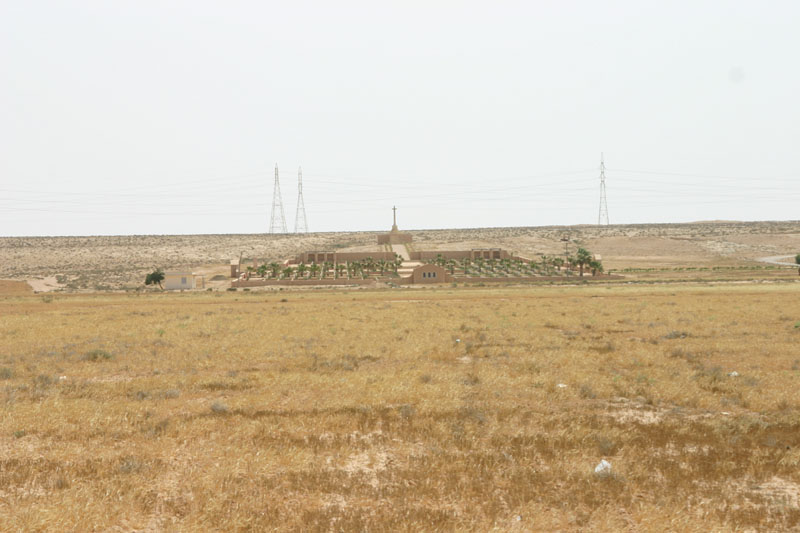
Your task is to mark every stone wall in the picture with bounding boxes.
[232,278,379,288]
[291,251,397,264]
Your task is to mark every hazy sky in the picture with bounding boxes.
[2,1,799,236]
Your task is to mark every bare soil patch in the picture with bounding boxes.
[0,279,33,295]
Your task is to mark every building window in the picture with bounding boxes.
[181,277,187,284]
[431,272,436,278]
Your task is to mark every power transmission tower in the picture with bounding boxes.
[294,166,308,233]
[269,164,287,234]
[598,153,609,225]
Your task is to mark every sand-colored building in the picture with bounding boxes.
[164,272,204,290]
[405,263,452,284]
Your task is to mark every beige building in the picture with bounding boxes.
[164,271,204,290]
[406,263,452,284]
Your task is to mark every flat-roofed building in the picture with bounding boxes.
[164,272,204,290]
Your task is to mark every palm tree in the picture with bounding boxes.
[589,259,603,276]
[446,259,456,275]
[576,247,593,277]
[552,257,564,272]
[566,256,577,274]
[363,257,375,273]
[796,253,800,275]
[309,263,321,279]
[256,264,268,278]
[378,259,387,274]
[296,263,308,279]
[335,263,346,279]
[281,267,295,280]
[350,261,364,279]
[487,258,497,272]
[461,258,471,275]
[269,262,281,279]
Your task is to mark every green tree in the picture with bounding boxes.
[796,253,800,275]
[281,267,295,280]
[589,259,604,276]
[566,256,577,274]
[144,268,164,289]
[575,247,593,277]
[256,264,268,278]
[309,263,321,279]
[296,263,308,279]
[269,262,281,279]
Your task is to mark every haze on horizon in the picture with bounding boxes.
[2,1,799,237]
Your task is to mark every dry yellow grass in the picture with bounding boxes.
[2,284,800,531]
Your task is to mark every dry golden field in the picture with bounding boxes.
[3,283,800,531]
[2,220,800,291]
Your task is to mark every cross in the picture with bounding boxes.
[392,205,397,226]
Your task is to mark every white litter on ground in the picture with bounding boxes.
[595,459,612,475]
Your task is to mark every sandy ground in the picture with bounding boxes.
[1,220,799,291]
[758,255,799,267]
[26,276,64,292]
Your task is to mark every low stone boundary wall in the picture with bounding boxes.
[231,274,623,288]
[232,278,379,288]
[452,274,624,283]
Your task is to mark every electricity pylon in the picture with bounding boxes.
[294,167,308,233]
[269,164,287,234]
[598,153,609,225]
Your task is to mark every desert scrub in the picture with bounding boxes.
[81,349,113,361]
